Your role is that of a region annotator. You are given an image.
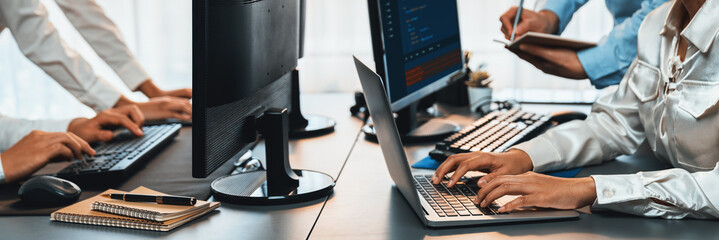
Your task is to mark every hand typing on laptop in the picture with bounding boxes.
[433,149,597,213]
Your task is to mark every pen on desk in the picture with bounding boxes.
[510,0,525,42]
[102,193,197,206]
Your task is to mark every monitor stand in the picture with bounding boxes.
[363,102,461,143]
[211,108,334,205]
[288,69,336,138]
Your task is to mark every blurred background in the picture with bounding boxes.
[0,0,612,120]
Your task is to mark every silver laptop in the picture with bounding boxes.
[352,56,579,227]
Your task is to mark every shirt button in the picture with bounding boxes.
[603,189,614,198]
[676,85,683,91]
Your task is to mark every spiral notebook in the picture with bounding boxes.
[50,187,220,232]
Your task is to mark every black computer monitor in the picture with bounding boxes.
[193,0,333,205]
[366,0,465,141]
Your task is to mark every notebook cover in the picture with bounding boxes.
[92,186,211,221]
[51,187,220,231]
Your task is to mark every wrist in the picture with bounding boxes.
[538,10,560,34]
[579,177,598,207]
[115,95,136,107]
[67,117,89,132]
[505,149,534,173]
[138,79,163,98]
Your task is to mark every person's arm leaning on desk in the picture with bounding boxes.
[0,0,191,121]
[0,105,145,183]
[499,0,667,88]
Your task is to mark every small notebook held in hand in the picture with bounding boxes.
[51,187,220,231]
[494,32,597,50]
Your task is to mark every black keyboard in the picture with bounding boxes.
[429,108,551,162]
[55,124,182,186]
[414,175,505,217]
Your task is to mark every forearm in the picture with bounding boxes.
[0,0,122,111]
[55,0,151,91]
[512,60,645,172]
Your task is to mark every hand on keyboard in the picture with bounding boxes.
[432,149,533,188]
[473,172,597,213]
[68,105,145,143]
[0,131,94,183]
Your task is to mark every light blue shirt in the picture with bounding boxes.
[540,0,669,89]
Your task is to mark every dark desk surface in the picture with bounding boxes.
[308,103,719,240]
[0,93,362,240]
[3,94,718,239]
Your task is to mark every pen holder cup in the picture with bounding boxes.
[468,87,492,114]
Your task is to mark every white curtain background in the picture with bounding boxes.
[0,0,192,120]
[0,0,611,121]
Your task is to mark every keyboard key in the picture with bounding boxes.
[456,210,470,216]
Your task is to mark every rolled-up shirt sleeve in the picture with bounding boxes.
[512,59,646,173]
[0,0,122,111]
[576,0,668,89]
[55,0,151,91]
[538,0,589,34]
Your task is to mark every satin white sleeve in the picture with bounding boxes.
[512,59,646,172]
[55,0,151,91]
[0,0,122,111]
[591,164,719,219]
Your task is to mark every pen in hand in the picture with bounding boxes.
[510,0,525,42]
[102,193,197,206]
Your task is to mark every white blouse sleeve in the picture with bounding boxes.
[55,0,151,91]
[512,59,647,172]
[0,0,122,111]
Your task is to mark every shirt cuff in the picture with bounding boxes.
[115,59,151,91]
[539,1,582,33]
[0,155,5,183]
[577,40,625,89]
[510,136,563,172]
[83,76,123,112]
[591,174,645,205]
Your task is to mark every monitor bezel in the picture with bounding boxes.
[368,0,465,112]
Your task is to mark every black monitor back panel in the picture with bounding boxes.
[193,0,297,178]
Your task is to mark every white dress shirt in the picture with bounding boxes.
[0,115,73,183]
[0,0,151,111]
[513,1,719,219]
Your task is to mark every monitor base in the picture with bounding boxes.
[289,68,336,139]
[363,118,460,143]
[211,169,334,205]
[289,115,336,138]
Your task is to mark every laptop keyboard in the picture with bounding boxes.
[414,175,506,217]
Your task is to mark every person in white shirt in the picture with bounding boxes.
[434,0,719,219]
[0,0,191,121]
[0,105,144,183]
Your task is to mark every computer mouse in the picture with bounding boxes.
[18,176,81,205]
[550,111,588,125]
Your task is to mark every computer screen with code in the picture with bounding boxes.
[378,0,462,104]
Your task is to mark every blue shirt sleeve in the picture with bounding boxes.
[576,0,668,89]
[539,0,590,34]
